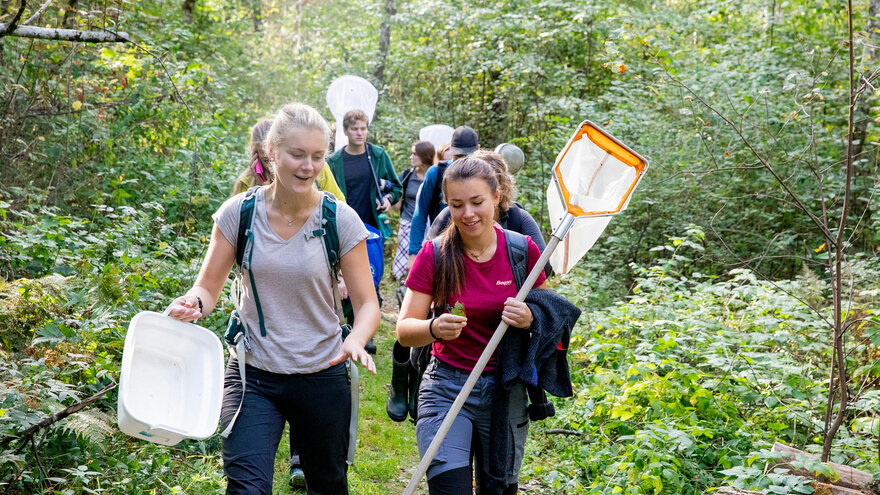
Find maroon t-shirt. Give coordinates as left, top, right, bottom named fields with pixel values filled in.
left=405, top=225, right=547, bottom=371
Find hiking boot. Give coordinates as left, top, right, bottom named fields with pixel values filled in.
left=289, top=466, right=306, bottom=490
left=365, top=337, right=377, bottom=355
left=386, top=342, right=410, bottom=422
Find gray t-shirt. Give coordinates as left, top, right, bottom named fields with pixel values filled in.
left=212, top=187, right=368, bottom=374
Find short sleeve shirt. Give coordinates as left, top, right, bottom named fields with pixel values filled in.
left=405, top=225, right=547, bottom=371
left=213, top=187, right=368, bottom=374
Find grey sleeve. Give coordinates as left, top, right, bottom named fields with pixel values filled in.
left=211, top=193, right=246, bottom=250
left=336, top=202, right=370, bottom=257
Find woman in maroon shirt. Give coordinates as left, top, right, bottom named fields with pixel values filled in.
left=397, top=154, right=547, bottom=495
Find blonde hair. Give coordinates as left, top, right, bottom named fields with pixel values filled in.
left=266, top=103, right=331, bottom=163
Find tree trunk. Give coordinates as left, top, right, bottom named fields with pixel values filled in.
left=822, top=0, right=857, bottom=463
left=373, top=0, right=395, bottom=89
left=182, top=0, right=196, bottom=23
left=61, top=0, right=77, bottom=28
left=251, top=0, right=261, bottom=32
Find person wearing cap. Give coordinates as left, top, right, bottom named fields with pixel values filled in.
left=406, top=125, right=480, bottom=271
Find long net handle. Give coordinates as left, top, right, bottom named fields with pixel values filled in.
left=402, top=214, right=575, bottom=495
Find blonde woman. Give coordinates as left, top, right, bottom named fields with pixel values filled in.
left=169, top=103, right=378, bottom=494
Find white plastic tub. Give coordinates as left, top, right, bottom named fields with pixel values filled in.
left=118, top=311, right=224, bottom=446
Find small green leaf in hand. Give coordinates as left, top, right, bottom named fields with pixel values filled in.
left=451, top=301, right=466, bottom=317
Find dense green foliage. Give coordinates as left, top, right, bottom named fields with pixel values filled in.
left=1, top=0, right=878, bottom=492
left=530, top=231, right=880, bottom=493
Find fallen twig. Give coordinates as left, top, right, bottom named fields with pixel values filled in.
left=0, top=382, right=117, bottom=447
left=544, top=428, right=587, bottom=437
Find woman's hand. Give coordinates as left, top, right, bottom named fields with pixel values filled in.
left=502, top=297, right=533, bottom=329
left=330, top=338, right=377, bottom=375
left=432, top=313, right=467, bottom=341
left=167, top=295, right=202, bottom=322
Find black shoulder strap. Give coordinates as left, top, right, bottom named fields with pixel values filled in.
left=428, top=161, right=450, bottom=223
left=318, top=192, right=341, bottom=276
left=400, top=167, right=414, bottom=194
left=504, top=230, right=529, bottom=292
left=235, top=186, right=260, bottom=268
left=363, top=142, right=384, bottom=196
left=235, top=186, right=266, bottom=337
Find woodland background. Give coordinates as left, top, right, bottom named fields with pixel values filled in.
left=1, top=0, right=879, bottom=493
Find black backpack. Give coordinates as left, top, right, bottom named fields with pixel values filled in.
left=408, top=230, right=530, bottom=417
left=224, top=187, right=343, bottom=345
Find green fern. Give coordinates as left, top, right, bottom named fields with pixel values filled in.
left=97, top=263, right=123, bottom=302
left=58, top=409, right=115, bottom=448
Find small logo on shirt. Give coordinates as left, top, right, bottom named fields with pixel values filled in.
left=496, top=280, right=512, bottom=286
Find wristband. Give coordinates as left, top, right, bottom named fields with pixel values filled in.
left=428, top=317, right=440, bottom=341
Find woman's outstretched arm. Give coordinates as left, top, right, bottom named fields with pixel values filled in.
left=167, top=224, right=235, bottom=321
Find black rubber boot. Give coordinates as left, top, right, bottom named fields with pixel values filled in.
left=365, top=337, right=377, bottom=355
left=386, top=341, right=410, bottom=422
left=408, top=356, right=420, bottom=421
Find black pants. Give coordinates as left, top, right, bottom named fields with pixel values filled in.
left=220, top=360, right=350, bottom=495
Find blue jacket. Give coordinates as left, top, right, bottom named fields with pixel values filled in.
left=407, top=162, right=447, bottom=255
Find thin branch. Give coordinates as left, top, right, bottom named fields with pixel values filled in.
left=660, top=68, right=837, bottom=245
left=545, top=429, right=587, bottom=437
left=30, top=436, right=48, bottom=483
left=22, top=0, right=52, bottom=25
left=707, top=206, right=834, bottom=327
left=684, top=165, right=765, bottom=175
left=0, top=382, right=116, bottom=446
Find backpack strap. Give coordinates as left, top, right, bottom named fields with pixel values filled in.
left=504, top=230, right=529, bottom=292
left=427, top=161, right=450, bottom=224
left=400, top=167, right=414, bottom=198
left=235, top=186, right=266, bottom=337
left=504, top=203, right=526, bottom=234
left=235, top=187, right=259, bottom=268
left=312, top=192, right=346, bottom=326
